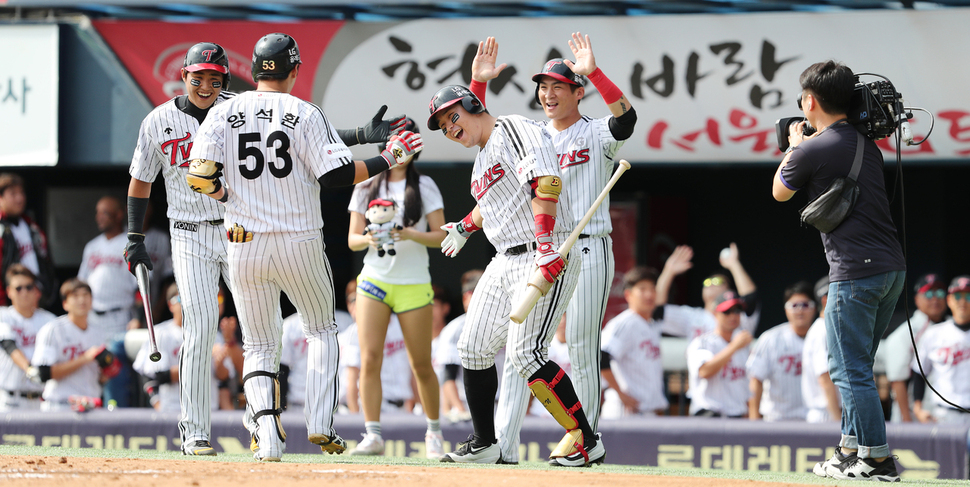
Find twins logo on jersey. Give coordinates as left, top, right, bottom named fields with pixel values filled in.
left=721, top=364, right=746, bottom=380
left=933, top=345, right=970, bottom=366
left=160, top=132, right=193, bottom=167
left=559, top=149, right=590, bottom=168
left=471, top=163, right=505, bottom=200
left=777, top=355, right=802, bottom=375
left=11, top=327, right=36, bottom=347
left=61, top=345, right=83, bottom=360
left=639, top=340, right=660, bottom=359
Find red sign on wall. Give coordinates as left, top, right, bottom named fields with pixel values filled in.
left=93, top=20, right=345, bottom=106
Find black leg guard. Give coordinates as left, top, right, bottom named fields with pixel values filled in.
left=243, top=370, right=287, bottom=445
left=528, top=361, right=594, bottom=447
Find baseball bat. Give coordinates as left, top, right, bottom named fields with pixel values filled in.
left=509, top=159, right=632, bottom=324
left=135, top=263, right=162, bottom=362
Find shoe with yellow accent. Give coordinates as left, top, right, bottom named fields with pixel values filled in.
left=548, top=431, right=605, bottom=467
left=309, top=432, right=347, bottom=454
left=182, top=440, right=217, bottom=456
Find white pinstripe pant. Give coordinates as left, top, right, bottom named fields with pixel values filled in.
left=228, top=230, right=339, bottom=444
left=458, top=250, right=581, bottom=377
left=172, top=221, right=229, bottom=446
left=497, top=235, right=612, bottom=461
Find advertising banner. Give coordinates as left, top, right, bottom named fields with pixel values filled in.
left=0, top=25, right=59, bottom=166
left=94, top=10, right=969, bottom=164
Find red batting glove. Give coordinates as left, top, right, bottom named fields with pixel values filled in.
left=534, top=214, right=566, bottom=282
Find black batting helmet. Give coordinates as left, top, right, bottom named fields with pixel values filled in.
left=427, top=85, right=485, bottom=131
left=251, top=33, right=301, bottom=82
left=531, top=58, right=585, bottom=104
left=183, top=42, right=230, bottom=86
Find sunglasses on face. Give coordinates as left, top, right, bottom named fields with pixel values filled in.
left=953, top=293, right=970, bottom=302
left=785, top=301, right=816, bottom=311
left=920, top=289, right=946, bottom=299
left=13, top=284, right=36, bottom=292
left=704, top=276, right=726, bottom=288
left=170, top=295, right=181, bottom=305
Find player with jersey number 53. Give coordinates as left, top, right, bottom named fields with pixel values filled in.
left=187, top=32, right=422, bottom=462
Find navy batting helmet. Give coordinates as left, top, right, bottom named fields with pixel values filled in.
left=183, top=42, right=230, bottom=86
left=427, top=85, right=485, bottom=131
left=531, top=58, right=585, bottom=105
left=251, top=33, right=301, bottom=82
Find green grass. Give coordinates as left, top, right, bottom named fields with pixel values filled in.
left=0, top=445, right=965, bottom=486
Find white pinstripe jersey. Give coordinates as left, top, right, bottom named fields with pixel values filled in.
left=129, top=93, right=235, bottom=222
left=0, top=306, right=56, bottom=393
left=31, top=316, right=107, bottom=403
left=190, top=91, right=353, bottom=233
left=913, top=319, right=970, bottom=410
left=543, top=115, right=624, bottom=237
left=687, top=330, right=750, bottom=416
left=78, top=232, right=138, bottom=312
left=473, top=115, right=574, bottom=251
left=745, top=323, right=806, bottom=421
left=601, top=309, right=668, bottom=412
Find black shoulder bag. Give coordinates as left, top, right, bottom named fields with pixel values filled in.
left=799, top=130, right=865, bottom=234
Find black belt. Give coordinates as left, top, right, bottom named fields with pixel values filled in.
left=386, top=399, right=404, bottom=408
left=6, top=390, right=42, bottom=399
left=93, top=307, right=125, bottom=315
left=579, top=234, right=590, bottom=239
left=505, top=242, right=537, bottom=256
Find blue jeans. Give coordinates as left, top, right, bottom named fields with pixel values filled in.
left=825, top=270, right=905, bottom=459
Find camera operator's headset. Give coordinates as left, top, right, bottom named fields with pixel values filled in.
left=855, top=74, right=969, bottom=415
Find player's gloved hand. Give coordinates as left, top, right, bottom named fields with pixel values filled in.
left=440, top=213, right=480, bottom=258
left=381, top=131, right=423, bottom=168
left=356, top=105, right=407, bottom=145
left=534, top=213, right=566, bottom=282
left=143, top=380, right=161, bottom=406
left=124, top=233, right=153, bottom=276
left=186, top=159, right=224, bottom=194
left=227, top=223, right=253, bottom=243
left=93, top=346, right=122, bottom=379
left=26, top=366, right=43, bottom=385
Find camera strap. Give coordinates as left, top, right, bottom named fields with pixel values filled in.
left=847, top=130, right=865, bottom=182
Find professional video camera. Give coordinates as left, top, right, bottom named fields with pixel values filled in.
left=775, top=73, right=921, bottom=152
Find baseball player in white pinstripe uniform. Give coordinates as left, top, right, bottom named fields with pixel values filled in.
left=0, top=265, right=56, bottom=411
left=186, top=33, right=421, bottom=462
left=468, top=33, right=637, bottom=463
left=125, top=41, right=407, bottom=456
left=429, top=83, right=604, bottom=467
left=746, top=281, right=815, bottom=421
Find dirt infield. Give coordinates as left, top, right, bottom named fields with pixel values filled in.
left=0, top=455, right=826, bottom=487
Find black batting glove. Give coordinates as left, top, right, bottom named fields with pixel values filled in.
left=124, top=233, right=153, bottom=276
left=357, top=105, right=407, bottom=145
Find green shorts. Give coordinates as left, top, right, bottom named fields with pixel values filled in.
left=356, top=275, right=433, bottom=313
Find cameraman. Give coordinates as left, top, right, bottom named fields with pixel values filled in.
left=771, top=60, right=905, bottom=482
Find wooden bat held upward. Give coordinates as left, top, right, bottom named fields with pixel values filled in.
left=135, top=263, right=161, bottom=362
left=509, top=159, right=632, bottom=324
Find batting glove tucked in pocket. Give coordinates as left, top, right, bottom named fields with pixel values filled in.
left=227, top=223, right=253, bottom=243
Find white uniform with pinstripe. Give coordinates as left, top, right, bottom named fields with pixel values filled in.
left=745, top=323, right=806, bottom=421
left=0, top=306, right=56, bottom=411
left=129, top=92, right=234, bottom=450
left=458, top=114, right=580, bottom=388
left=497, top=115, right=620, bottom=462
left=191, top=91, right=347, bottom=458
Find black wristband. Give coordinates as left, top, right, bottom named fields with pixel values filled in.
left=38, top=365, right=52, bottom=382
left=218, top=190, right=229, bottom=203
left=156, top=369, right=173, bottom=385
left=127, top=196, right=150, bottom=234
left=363, top=153, right=391, bottom=178
left=336, top=128, right=360, bottom=146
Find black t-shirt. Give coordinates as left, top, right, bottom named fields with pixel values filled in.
left=780, top=121, right=905, bottom=281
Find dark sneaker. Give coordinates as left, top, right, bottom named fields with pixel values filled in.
left=182, top=440, right=217, bottom=456
left=826, top=455, right=900, bottom=482
left=814, top=446, right=856, bottom=477
left=440, top=435, right=501, bottom=464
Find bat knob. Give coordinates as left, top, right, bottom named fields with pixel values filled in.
left=150, top=352, right=162, bottom=362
